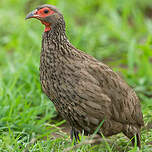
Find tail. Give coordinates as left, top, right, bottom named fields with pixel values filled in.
left=132, top=133, right=141, bottom=149
left=123, top=125, right=141, bottom=149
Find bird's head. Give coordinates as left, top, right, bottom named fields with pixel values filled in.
left=25, top=4, right=63, bottom=32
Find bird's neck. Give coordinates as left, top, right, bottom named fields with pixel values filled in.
left=42, top=19, right=74, bottom=57
left=41, top=19, right=83, bottom=62
left=45, top=18, right=67, bottom=42
left=44, top=22, right=69, bottom=45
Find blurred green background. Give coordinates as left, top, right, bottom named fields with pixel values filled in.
left=0, top=0, right=152, bottom=151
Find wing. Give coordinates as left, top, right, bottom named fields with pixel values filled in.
left=85, top=61, right=144, bottom=127
left=72, top=68, right=112, bottom=133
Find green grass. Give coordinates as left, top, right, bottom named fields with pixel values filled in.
left=0, top=0, right=152, bottom=151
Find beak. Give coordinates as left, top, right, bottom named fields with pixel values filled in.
left=25, top=9, right=38, bottom=20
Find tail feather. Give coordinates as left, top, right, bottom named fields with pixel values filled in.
left=123, top=125, right=141, bottom=149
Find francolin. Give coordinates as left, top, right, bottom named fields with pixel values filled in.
left=26, top=4, right=144, bottom=148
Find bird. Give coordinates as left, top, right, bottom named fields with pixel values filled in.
left=26, top=4, right=144, bottom=148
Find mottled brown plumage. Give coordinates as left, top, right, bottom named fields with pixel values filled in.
left=26, top=4, right=144, bottom=148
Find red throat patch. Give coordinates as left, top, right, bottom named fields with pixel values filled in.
left=41, top=21, right=51, bottom=32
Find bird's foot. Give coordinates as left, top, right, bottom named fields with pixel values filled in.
left=70, top=128, right=80, bottom=145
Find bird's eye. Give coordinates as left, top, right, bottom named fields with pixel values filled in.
left=44, top=9, right=49, bottom=14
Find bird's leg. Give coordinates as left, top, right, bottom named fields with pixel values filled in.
left=70, top=127, right=80, bottom=144
left=97, top=132, right=102, bottom=137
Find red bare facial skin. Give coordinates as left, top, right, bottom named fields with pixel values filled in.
left=35, top=7, right=55, bottom=32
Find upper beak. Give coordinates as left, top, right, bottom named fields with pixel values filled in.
left=25, top=9, right=38, bottom=20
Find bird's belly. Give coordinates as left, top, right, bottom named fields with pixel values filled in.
left=40, top=76, right=123, bottom=136
left=40, top=67, right=123, bottom=136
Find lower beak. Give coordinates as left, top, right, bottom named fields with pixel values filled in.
left=25, top=9, right=38, bottom=20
